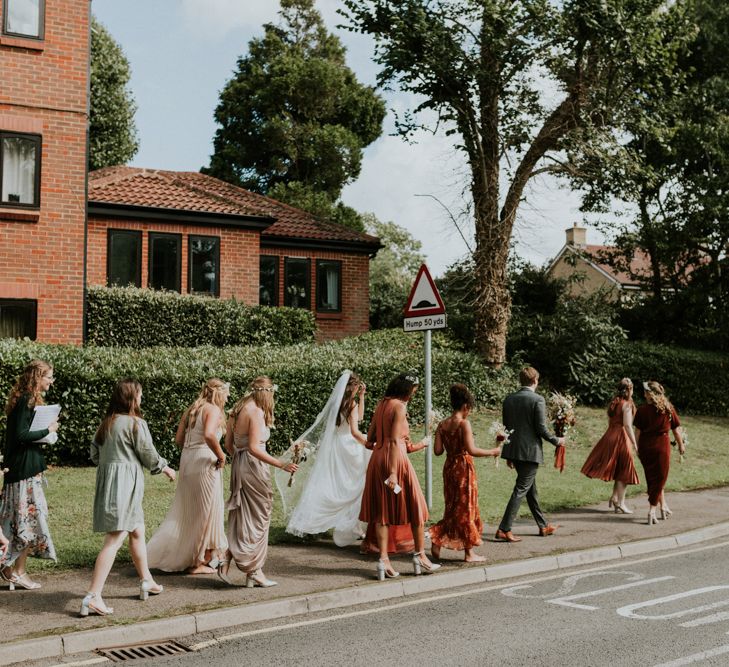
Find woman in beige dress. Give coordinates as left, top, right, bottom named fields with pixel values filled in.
left=217, top=376, right=297, bottom=588
left=147, top=379, right=230, bottom=574
left=81, top=379, right=176, bottom=617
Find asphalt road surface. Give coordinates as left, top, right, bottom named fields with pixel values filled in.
left=55, top=537, right=729, bottom=667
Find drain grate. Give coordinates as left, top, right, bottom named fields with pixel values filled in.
left=97, top=640, right=191, bottom=662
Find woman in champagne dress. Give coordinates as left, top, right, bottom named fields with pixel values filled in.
left=217, top=377, right=297, bottom=588
left=359, top=373, right=440, bottom=580
left=581, top=378, right=640, bottom=514
left=147, top=379, right=230, bottom=574
left=634, top=381, right=685, bottom=525
left=429, top=384, right=500, bottom=563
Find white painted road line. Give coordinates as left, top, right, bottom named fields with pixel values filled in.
left=653, top=643, right=729, bottom=667
left=548, top=576, right=675, bottom=610
left=617, top=586, right=729, bottom=620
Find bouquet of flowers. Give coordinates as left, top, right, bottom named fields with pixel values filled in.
left=671, top=426, right=688, bottom=463
left=286, top=438, right=312, bottom=487
left=488, top=421, right=513, bottom=468
left=547, top=392, right=577, bottom=473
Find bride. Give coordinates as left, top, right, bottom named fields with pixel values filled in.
left=276, top=371, right=370, bottom=546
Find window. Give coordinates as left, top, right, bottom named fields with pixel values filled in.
left=2, top=0, right=44, bottom=39
left=0, top=133, right=41, bottom=207
left=107, top=229, right=142, bottom=287
left=189, top=235, right=220, bottom=296
left=259, top=256, right=279, bottom=306
left=316, top=260, right=341, bottom=313
left=284, top=258, right=310, bottom=309
left=0, top=299, right=36, bottom=339
left=148, top=233, right=181, bottom=292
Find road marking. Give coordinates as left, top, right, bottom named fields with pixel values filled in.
left=681, top=611, right=729, bottom=627
left=548, top=576, right=675, bottom=610
left=46, top=658, right=109, bottom=667
left=653, top=643, right=729, bottom=666
left=617, top=586, right=729, bottom=620
left=504, top=570, right=653, bottom=599
left=189, top=639, right=220, bottom=651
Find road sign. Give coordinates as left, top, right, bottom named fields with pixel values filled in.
left=403, top=264, right=446, bottom=319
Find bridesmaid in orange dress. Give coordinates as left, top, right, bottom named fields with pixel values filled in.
left=634, top=381, right=685, bottom=525
left=581, top=378, right=640, bottom=514
left=429, top=384, right=500, bottom=563
left=359, top=373, right=440, bottom=580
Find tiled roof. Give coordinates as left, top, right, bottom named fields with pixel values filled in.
left=582, top=244, right=652, bottom=286
left=88, top=167, right=381, bottom=248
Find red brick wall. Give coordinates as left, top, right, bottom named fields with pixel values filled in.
left=0, top=0, right=89, bottom=344
left=87, top=217, right=260, bottom=303
left=260, top=247, right=371, bottom=340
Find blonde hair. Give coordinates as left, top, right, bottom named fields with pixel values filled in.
left=608, top=378, right=634, bottom=416
left=643, top=381, right=672, bottom=415
left=230, top=376, right=276, bottom=427
left=5, top=360, right=52, bottom=415
left=183, top=378, right=229, bottom=442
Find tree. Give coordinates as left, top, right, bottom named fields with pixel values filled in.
left=342, top=0, right=689, bottom=365
left=364, top=213, right=425, bottom=329
left=89, top=16, right=139, bottom=171
left=204, top=0, right=385, bottom=229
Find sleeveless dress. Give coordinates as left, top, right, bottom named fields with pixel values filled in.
left=287, top=415, right=369, bottom=546
left=428, top=420, right=483, bottom=551
left=147, top=413, right=227, bottom=572
left=581, top=399, right=640, bottom=485
left=227, top=426, right=273, bottom=573
left=359, top=398, right=428, bottom=527
left=634, top=404, right=680, bottom=505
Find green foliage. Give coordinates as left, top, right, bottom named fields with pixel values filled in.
left=0, top=330, right=516, bottom=467
left=86, top=285, right=316, bottom=348
left=89, top=15, right=139, bottom=171
left=204, top=0, right=385, bottom=218
left=364, top=213, right=425, bottom=329
left=435, top=257, right=476, bottom=349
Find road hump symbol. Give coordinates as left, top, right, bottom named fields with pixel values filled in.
left=403, top=264, right=446, bottom=318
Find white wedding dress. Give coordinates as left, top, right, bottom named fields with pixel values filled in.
left=275, top=371, right=370, bottom=547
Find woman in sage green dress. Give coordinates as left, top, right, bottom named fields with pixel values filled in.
left=80, top=379, right=176, bottom=617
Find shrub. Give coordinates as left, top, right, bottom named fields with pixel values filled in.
left=86, top=285, right=317, bottom=348
left=0, top=330, right=516, bottom=466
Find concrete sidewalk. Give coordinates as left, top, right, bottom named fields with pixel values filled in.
left=2, top=486, right=729, bottom=665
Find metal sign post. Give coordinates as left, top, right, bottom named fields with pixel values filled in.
left=402, top=264, right=446, bottom=511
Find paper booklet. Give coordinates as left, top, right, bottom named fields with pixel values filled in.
left=31, top=404, right=61, bottom=445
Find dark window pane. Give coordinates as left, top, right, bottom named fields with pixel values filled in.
left=4, top=0, right=42, bottom=37
left=190, top=237, right=219, bottom=295
left=1, top=135, right=38, bottom=205
left=259, top=256, right=278, bottom=306
left=317, top=261, right=341, bottom=312
left=0, top=300, right=36, bottom=339
left=149, top=234, right=180, bottom=291
left=284, top=258, right=310, bottom=309
left=108, top=231, right=141, bottom=287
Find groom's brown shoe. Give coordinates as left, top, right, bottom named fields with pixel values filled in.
left=494, top=529, right=522, bottom=543
left=539, top=524, right=559, bottom=537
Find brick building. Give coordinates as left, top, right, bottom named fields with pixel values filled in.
left=0, top=0, right=90, bottom=343
left=88, top=167, right=381, bottom=341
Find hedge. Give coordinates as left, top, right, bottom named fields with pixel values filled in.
left=86, top=285, right=317, bottom=348
left=0, top=330, right=516, bottom=466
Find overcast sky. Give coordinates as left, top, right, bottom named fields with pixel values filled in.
left=91, top=0, right=605, bottom=276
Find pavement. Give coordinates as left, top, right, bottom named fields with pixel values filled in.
left=2, top=486, right=729, bottom=666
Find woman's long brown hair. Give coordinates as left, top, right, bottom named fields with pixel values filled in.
left=337, top=373, right=361, bottom=427
left=95, top=379, right=143, bottom=445
left=5, top=359, right=52, bottom=415
left=229, top=376, right=275, bottom=427
left=181, top=378, right=229, bottom=444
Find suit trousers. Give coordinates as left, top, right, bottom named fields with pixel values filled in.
left=498, top=460, right=547, bottom=532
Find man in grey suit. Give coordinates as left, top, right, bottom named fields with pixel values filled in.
left=495, top=367, right=564, bottom=542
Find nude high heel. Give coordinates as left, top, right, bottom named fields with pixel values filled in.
left=412, top=552, right=441, bottom=575
left=614, top=502, right=633, bottom=515
left=376, top=558, right=399, bottom=581
left=80, top=592, right=113, bottom=617
left=1, top=568, right=19, bottom=591
left=245, top=570, right=277, bottom=588
left=648, top=508, right=658, bottom=525
left=140, top=579, right=163, bottom=601
left=660, top=506, right=672, bottom=520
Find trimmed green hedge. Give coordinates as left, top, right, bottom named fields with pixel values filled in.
left=86, top=285, right=317, bottom=348
left=0, top=330, right=515, bottom=466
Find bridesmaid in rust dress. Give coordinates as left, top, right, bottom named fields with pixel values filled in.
left=359, top=373, right=440, bottom=580
left=429, top=384, right=500, bottom=563
left=581, top=378, right=640, bottom=514
left=633, top=381, right=685, bottom=525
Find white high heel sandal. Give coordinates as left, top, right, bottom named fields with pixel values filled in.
left=139, top=579, right=163, bottom=601
left=80, top=592, right=113, bottom=617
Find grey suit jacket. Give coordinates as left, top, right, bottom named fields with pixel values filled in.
left=500, top=387, right=559, bottom=464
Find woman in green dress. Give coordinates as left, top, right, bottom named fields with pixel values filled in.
left=1, top=360, right=59, bottom=591
left=80, top=379, right=176, bottom=617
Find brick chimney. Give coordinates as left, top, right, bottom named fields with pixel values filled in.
left=565, top=223, right=587, bottom=248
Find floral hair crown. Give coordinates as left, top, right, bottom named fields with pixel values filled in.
left=405, top=374, right=419, bottom=385
left=251, top=384, right=278, bottom=393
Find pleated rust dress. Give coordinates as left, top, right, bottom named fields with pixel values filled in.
left=581, top=399, right=640, bottom=485
left=634, top=404, right=680, bottom=505
left=359, top=398, right=428, bottom=527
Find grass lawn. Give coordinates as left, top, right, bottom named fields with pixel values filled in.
left=33, top=406, right=729, bottom=572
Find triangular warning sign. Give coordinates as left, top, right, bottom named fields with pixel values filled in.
left=403, top=264, right=446, bottom=317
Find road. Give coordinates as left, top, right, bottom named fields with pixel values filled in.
left=49, top=537, right=729, bottom=667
